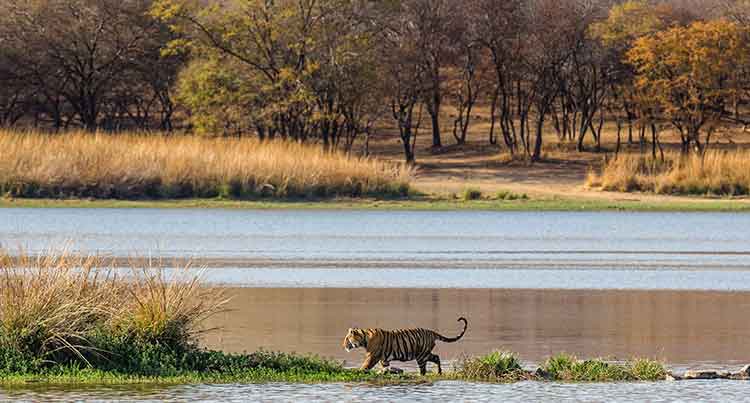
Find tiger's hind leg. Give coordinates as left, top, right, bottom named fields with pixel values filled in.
left=417, top=361, right=427, bottom=376
left=428, top=354, right=442, bottom=375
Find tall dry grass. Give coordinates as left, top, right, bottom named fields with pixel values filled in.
left=586, top=151, right=750, bottom=196
left=0, top=250, right=227, bottom=368
left=0, top=130, right=411, bottom=199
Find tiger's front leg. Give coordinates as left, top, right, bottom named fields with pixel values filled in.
left=360, top=353, right=378, bottom=371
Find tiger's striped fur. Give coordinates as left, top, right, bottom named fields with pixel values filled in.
left=343, top=317, right=468, bottom=375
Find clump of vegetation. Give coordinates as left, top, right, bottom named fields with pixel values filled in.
left=495, top=190, right=529, bottom=201
left=461, top=188, right=483, bottom=201
left=539, top=353, right=666, bottom=382
left=629, top=358, right=668, bottom=381
left=454, top=351, right=528, bottom=382
left=587, top=151, right=750, bottom=196
left=0, top=131, right=411, bottom=200
left=0, top=251, right=227, bottom=374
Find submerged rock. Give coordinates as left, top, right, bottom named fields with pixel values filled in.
left=730, top=364, right=750, bottom=380
left=682, top=370, right=730, bottom=380
left=665, top=372, right=682, bottom=381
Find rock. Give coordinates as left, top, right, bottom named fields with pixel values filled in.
left=730, top=364, right=750, bottom=380
left=682, top=370, right=730, bottom=380
left=739, top=364, right=750, bottom=376
left=665, top=372, right=681, bottom=381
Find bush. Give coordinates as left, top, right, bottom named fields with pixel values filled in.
left=540, top=353, right=666, bottom=382
left=455, top=351, right=525, bottom=381
left=461, top=188, right=483, bottom=201
left=495, top=190, right=529, bottom=201
left=629, top=358, right=668, bottom=381
left=0, top=250, right=227, bottom=374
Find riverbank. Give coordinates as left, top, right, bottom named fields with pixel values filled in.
left=5, top=350, right=750, bottom=387
left=2, top=194, right=750, bottom=212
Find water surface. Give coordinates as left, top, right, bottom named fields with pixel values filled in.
left=3, top=380, right=749, bottom=402
left=204, top=288, right=750, bottom=370
left=3, top=209, right=750, bottom=270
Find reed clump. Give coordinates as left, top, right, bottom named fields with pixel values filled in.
left=0, top=250, right=228, bottom=375
left=587, top=151, right=750, bottom=196
left=0, top=130, right=412, bottom=200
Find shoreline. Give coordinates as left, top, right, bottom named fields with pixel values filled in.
left=1, top=355, right=748, bottom=387
left=2, top=195, right=750, bottom=212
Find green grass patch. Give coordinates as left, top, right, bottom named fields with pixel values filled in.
left=454, top=351, right=529, bottom=382
left=539, top=353, right=666, bottom=382
left=495, top=190, right=529, bottom=201
left=0, top=354, right=416, bottom=386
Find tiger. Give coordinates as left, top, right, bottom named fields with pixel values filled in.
left=342, top=317, right=468, bottom=375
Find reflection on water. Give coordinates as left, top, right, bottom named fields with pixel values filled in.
left=204, top=288, right=750, bottom=369
left=4, top=380, right=750, bottom=402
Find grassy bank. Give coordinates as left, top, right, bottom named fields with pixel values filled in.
left=587, top=151, right=750, bottom=196
left=0, top=131, right=411, bottom=200
left=2, top=195, right=750, bottom=212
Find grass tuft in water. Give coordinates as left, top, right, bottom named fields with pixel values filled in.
left=454, top=351, right=528, bottom=382
left=539, top=353, right=666, bottom=382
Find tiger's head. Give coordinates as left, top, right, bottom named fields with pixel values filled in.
left=343, top=328, right=368, bottom=352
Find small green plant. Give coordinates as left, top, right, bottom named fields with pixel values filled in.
left=496, top=190, right=529, bottom=201
left=629, top=358, right=667, bottom=381
left=461, top=188, right=483, bottom=201
left=455, top=351, right=524, bottom=381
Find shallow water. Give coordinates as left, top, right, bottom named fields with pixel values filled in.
left=3, top=380, right=750, bottom=402
left=204, top=288, right=750, bottom=370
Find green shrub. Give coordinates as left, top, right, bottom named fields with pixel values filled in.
left=456, top=351, right=524, bottom=381
left=496, top=190, right=529, bottom=201
left=629, top=358, right=667, bottom=381
left=540, top=353, right=666, bottom=382
left=461, top=188, right=483, bottom=201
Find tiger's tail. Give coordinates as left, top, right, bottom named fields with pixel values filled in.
left=436, top=317, right=468, bottom=343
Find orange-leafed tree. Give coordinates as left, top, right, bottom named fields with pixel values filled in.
left=627, top=20, right=750, bottom=154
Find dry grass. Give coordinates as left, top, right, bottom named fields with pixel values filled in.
left=0, top=130, right=412, bottom=200
left=587, top=151, right=750, bottom=196
left=120, top=264, right=227, bottom=346
left=0, top=252, right=121, bottom=364
left=0, top=250, right=227, bottom=366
